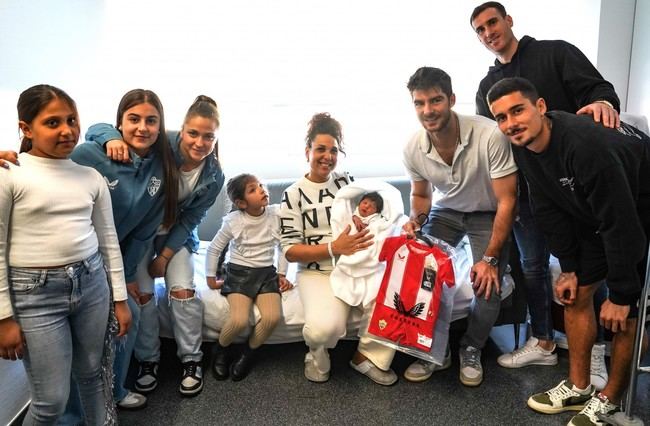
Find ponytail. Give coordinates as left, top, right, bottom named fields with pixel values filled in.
left=184, top=95, right=220, bottom=162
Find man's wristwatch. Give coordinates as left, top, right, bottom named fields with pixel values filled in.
left=482, top=255, right=499, bottom=267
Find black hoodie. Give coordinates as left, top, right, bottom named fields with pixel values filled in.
left=476, top=35, right=620, bottom=119
left=514, top=112, right=650, bottom=305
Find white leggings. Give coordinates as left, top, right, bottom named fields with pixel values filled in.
left=297, top=270, right=395, bottom=373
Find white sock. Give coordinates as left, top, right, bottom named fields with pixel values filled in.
left=572, top=383, right=592, bottom=394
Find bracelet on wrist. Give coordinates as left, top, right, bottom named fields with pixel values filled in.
left=327, top=241, right=336, bottom=265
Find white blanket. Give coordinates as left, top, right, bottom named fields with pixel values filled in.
left=329, top=179, right=408, bottom=306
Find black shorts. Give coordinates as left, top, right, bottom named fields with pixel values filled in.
left=221, top=263, right=280, bottom=299
left=574, top=228, right=646, bottom=318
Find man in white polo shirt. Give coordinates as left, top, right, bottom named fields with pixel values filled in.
left=401, top=67, right=518, bottom=387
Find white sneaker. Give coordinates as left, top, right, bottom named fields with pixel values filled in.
left=590, top=344, right=608, bottom=391
left=304, top=353, right=329, bottom=383
left=116, top=391, right=147, bottom=410
left=567, top=392, right=619, bottom=425
left=135, top=361, right=159, bottom=393
left=527, top=379, right=593, bottom=414
left=459, top=346, right=483, bottom=387
left=180, top=361, right=203, bottom=397
left=404, top=352, right=452, bottom=382
left=497, top=337, right=558, bottom=368
left=349, top=359, right=398, bottom=386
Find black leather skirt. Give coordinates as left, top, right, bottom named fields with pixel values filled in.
left=221, top=263, right=280, bottom=298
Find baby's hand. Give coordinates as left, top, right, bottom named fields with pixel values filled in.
left=352, top=215, right=367, bottom=233
left=278, top=274, right=294, bottom=292
left=207, top=276, right=224, bottom=290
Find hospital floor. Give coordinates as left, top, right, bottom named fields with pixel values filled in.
left=118, top=325, right=650, bottom=426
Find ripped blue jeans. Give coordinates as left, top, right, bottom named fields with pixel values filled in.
left=133, top=238, right=203, bottom=364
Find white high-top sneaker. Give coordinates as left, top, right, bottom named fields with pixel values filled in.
left=590, top=343, right=608, bottom=391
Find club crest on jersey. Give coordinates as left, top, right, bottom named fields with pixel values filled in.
left=378, top=319, right=387, bottom=330
left=148, top=176, right=161, bottom=196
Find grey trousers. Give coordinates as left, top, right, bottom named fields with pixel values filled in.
left=425, top=208, right=510, bottom=350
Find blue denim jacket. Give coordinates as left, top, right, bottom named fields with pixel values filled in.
left=164, top=130, right=225, bottom=253
left=72, top=126, right=166, bottom=282
left=82, top=124, right=225, bottom=256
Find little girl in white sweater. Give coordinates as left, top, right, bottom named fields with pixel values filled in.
left=205, top=173, right=292, bottom=381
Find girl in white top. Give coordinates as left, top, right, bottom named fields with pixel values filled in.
left=205, top=174, right=292, bottom=381
left=0, top=85, right=130, bottom=424
left=279, top=113, right=397, bottom=385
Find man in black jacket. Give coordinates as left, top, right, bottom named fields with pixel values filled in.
left=471, top=1, right=619, bottom=126
left=487, top=77, right=648, bottom=426
left=470, top=1, right=620, bottom=381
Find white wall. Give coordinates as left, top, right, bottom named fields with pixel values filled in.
left=597, top=0, right=650, bottom=118
left=0, top=0, right=604, bottom=178
left=627, top=0, right=650, bottom=117
left=597, top=0, right=635, bottom=108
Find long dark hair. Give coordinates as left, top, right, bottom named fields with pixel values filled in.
left=183, top=94, right=220, bottom=163
left=17, top=84, right=78, bottom=153
left=116, top=89, right=178, bottom=228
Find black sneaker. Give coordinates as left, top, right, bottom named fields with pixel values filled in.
left=180, top=361, right=203, bottom=397
left=135, top=361, right=159, bottom=393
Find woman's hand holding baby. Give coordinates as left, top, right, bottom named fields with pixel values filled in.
left=332, top=224, right=374, bottom=256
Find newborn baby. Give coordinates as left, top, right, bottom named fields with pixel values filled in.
left=352, top=191, right=384, bottom=232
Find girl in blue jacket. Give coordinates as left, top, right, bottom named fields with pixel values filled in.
left=91, top=96, right=225, bottom=398
left=70, top=89, right=179, bottom=411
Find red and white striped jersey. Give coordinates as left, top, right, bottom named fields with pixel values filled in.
left=369, top=235, right=455, bottom=351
